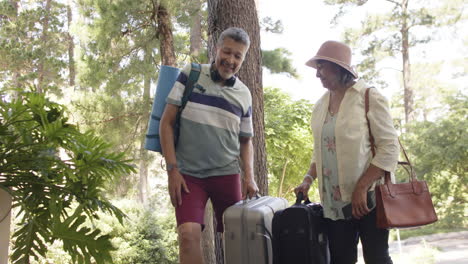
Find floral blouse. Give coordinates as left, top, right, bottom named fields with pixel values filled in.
left=321, top=110, right=349, bottom=220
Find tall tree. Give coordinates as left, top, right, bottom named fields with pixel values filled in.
left=208, top=0, right=267, bottom=194
left=207, top=0, right=265, bottom=262
left=170, top=0, right=209, bottom=62
left=75, top=0, right=185, bottom=203
left=189, top=0, right=203, bottom=58
left=157, top=3, right=177, bottom=66
left=325, top=0, right=464, bottom=123
left=67, top=0, right=75, bottom=87
left=36, top=0, right=52, bottom=93
left=0, top=0, right=70, bottom=96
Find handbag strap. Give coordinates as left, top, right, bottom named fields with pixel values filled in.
left=364, top=88, right=417, bottom=187
left=364, top=88, right=376, bottom=157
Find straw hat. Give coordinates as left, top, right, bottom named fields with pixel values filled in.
left=305, top=40, right=358, bottom=78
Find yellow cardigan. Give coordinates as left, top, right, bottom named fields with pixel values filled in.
left=310, top=80, right=399, bottom=202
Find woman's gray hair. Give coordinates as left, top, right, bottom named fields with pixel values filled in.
left=317, top=59, right=357, bottom=85
left=217, top=27, right=250, bottom=48
left=339, top=67, right=356, bottom=85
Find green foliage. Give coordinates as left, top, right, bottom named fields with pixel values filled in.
left=0, top=92, right=136, bottom=263
left=0, top=0, right=70, bottom=95
left=28, top=199, right=178, bottom=264
left=400, top=93, right=467, bottom=228
left=325, top=0, right=464, bottom=86
left=260, top=17, right=284, bottom=33
left=74, top=0, right=201, bottom=152
left=75, top=0, right=166, bottom=198
left=264, top=87, right=318, bottom=202
left=389, top=61, right=460, bottom=127
left=172, top=0, right=208, bottom=33
left=262, top=48, right=298, bottom=78
left=98, top=200, right=178, bottom=264
left=77, top=0, right=160, bottom=88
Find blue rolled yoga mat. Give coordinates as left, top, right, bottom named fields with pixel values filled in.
left=145, top=65, right=181, bottom=152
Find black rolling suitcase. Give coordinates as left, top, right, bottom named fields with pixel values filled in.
left=272, top=192, right=330, bottom=264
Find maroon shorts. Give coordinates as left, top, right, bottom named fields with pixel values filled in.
left=175, top=173, right=241, bottom=233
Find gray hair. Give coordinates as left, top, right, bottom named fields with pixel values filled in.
left=316, top=59, right=356, bottom=85
left=339, top=67, right=356, bottom=85
left=217, top=27, right=250, bottom=48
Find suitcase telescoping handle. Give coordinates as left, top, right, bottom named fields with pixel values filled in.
left=295, top=192, right=312, bottom=205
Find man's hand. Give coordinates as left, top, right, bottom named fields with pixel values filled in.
left=167, top=169, right=190, bottom=207
left=242, top=177, right=259, bottom=199
left=239, top=136, right=257, bottom=199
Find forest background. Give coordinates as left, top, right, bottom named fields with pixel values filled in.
left=0, top=0, right=466, bottom=263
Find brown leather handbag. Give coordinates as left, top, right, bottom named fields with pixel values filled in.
left=365, top=88, right=438, bottom=229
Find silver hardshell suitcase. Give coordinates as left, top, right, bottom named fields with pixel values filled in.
left=223, top=196, right=289, bottom=264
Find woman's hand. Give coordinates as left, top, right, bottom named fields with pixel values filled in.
left=351, top=184, right=370, bottom=219
left=351, top=165, right=385, bottom=219
left=294, top=178, right=313, bottom=201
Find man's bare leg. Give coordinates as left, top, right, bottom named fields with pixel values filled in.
left=178, top=222, right=203, bottom=264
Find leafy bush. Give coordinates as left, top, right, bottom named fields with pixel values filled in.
left=264, top=87, right=317, bottom=201
left=401, top=93, right=467, bottom=229
left=27, top=199, right=179, bottom=264
left=0, top=92, right=136, bottom=263
left=95, top=200, right=178, bottom=264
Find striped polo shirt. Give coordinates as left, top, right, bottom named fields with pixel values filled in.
left=166, top=63, right=253, bottom=178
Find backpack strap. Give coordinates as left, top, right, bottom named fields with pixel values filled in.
left=174, top=63, right=201, bottom=146
left=179, top=63, right=201, bottom=112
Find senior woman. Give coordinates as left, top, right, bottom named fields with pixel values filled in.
left=294, top=40, right=399, bottom=264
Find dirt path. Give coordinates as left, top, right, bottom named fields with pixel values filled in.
left=358, top=230, right=468, bottom=264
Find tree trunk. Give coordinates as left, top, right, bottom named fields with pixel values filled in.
left=138, top=145, right=149, bottom=205
left=201, top=200, right=216, bottom=263
left=190, top=0, right=203, bottom=57
left=146, top=1, right=176, bottom=204
left=138, top=69, right=151, bottom=205
left=207, top=0, right=267, bottom=194
left=207, top=0, right=266, bottom=262
left=67, top=1, right=75, bottom=87
left=37, top=0, right=52, bottom=94
left=10, top=0, right=20, bottom=97
left=137, top=47, right=154, bottom=205
left=214, top=225, right=225, bottom=264
left=278, top=159, right=289, bottom=197
left=401, top=0, right=413, bottom=123
left=157, top=4, right=176, bottom=66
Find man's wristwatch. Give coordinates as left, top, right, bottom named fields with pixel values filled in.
left=166, top=163, right=177, bottom=172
